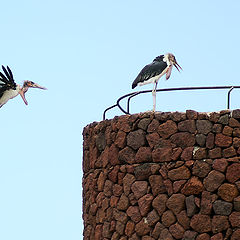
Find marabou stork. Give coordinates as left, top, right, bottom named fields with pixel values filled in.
left=0, top=65, right=47, bottom=108
left=132, top=53, right=182, bottom=112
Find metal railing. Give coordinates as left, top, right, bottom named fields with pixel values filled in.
left=103, top=86, right=240, bottom=120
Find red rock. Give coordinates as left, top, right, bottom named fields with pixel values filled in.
left=229, top=118, right=240, bottom=127
left=234, top=196, right=240, bottom=211
left=178, top=120, right=196, bottom=133
left=186, top=195, right=198, bottom=217
left=151, top=222, right=165, bottom=239
left=186, top=109, right=198, bottom=119
left=233, top=128, right=240, bottom=137
left=152, top=147, right=172, bottom=162
left=208, top=147, right=222, bottom=159
left=115, top=130, right=127, bottom=149
left=218, top=183, right=239, bottom=202
left=119, top=146, right=136, bottom=164
left=181, top=176, right=204, bottom=195
left=138, top=118, right=151, bottom=131
left=118, top=172, right=125, bottom=185
left=169, top=222, right=185, bottom=239
left=138, top=194, right=154, bottom=216
left=131, top=181, right=148, bottom=199
left=196, top=120, right=213, bottom=134
left=146, top=132, right=160, bottom=148
left=233, top=137, right=240, bottom=148
left=146, top=209, right=160, bottom=226
left=159, top=228, right=174, bottom=240
left=97, top=172, right=106, bottom=191
left=166, top=193, right=185, bottom=214
left=135, top=147, right=152, bottom=163
left=226, top=163, right=240, bottom=183
left=113, top=208, right=128, bottom=224
left=164, top=179, right=173, bottom=195
left=127, top=129, right=146, bottom=150
left=196, top=233, right=210, bottom=240
left=209, top=112, right=220, bottom=122
left=103, top=180, right=113, bottom=197
left=134, top=163, right=152, bottom=180
left=173, top=180, right=187, bottom=193
left=108, top=144, right=120, bottom=165
left=193, top=147, right=207, bottom=159
left=229, top=211, right=240, bottom=227
left=110, top=196, right=119, bottom=207
left=147, top=119, right=159, bottom=132
left=123, top=173, right=135, bottom=195
left=192, top=160, right=211, bottom=177
left=102, top=221, right=111, bottom=238
left=108, top=166, right=120, bottom=183
left=116, top=221, right=125, bottom=235
left=125, top=221, right=135, bottom=237
left=171, top=147, right=182, bottom=161
left=158, top=120, right=178, bottom=139
left=212, top=215, right=229, bottom=233
left=211, top=233, right=223, bottom=240
left=231, top=228, right=240, bottom=240
left=190, top=214, right=211, bottom=233
left=152, top=194, right=168, bottom=216
left=161, top=210, right=176, bottom=227
left=170, top=111, right=186, bottom=121
left=170, top=132, right=195, bottom=148
left=181, top=147, right=193, bottom=160
left=113, top=184, right=123, bottom=197
left=200, top=191, right=212, bottom=215
left=223, top=146, right=236, bottom=157
left=135, top=219, right=151, bottom=236
left=126, top=206, right=141, bottom=223
left=215, top=133, right=232, bottom=147
left=203, top=170, right=225, bottom=192
left=196, top=134, right=206, bottom=147
left=212, top=158, right=228, bottom=172
left=117, top=194, right=129, bottom=211
left=149, top=175, right=166, bottom=195
left=183, top=230, right=198, bottom=239
left=168, top=165, right=191, bottom=180
left=206, top=132, right=215, bottom=149
left=223, top=125, right=233, bottom=135
left=94, top=224, right=102, bottom=240
left=176, top=210, right=190, bottom=230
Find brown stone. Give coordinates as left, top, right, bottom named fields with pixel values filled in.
left=212, top=215, right=229, bottom=233
left=97, top=172, right=106, bottom=191
left=196, top=120, right=213, bottom=134
left=196, top=134, right=206, bottom=147
left=178, top=120, right=196, bottom=133
left=126, top=206, right=141, bottom=223
left=218, top=114, right=229, bottom=124
left=232, top=109, right=240, bottom=118
left=127, top=129, right=146, bottom=150
left=135, top=147, right=152, bottom=163
left=110, top=196, right=119, bottom=207
left=233, top=127, right=240, bottom=137
left=181, top=147, right=193, bottom=160
left=181, top=176, right=204, bottom=195
left=226, top=163, right=240, bottom=183
left=211, top=233, right=223, bottom=240
left=108, top=144, right=120, bottom=165
left=173, top=180, right=187, bottom=193
left=200, top=191, right=212, bottom=214
left=113, top=184, right=123, bottom=197
left=176, top=210, right=190, bottom=230
left=134, top=163, right=152, bottom=180
left=117, top=194, right=129, bottom=211
left=190, top=214, right=211, bottom=233
left=196, top=233, right=210, bottom=240
left=186, top=109, right=198, bottom=119
left=213, top=200, right=232, bottom=215
left=113, top=208, right=128, bottom=224
left=102, top=221, right=111, bottom=238
left=138, top=194, right=154, bottom=216
left=193, top=147, right=207, bottom=159
left=212, top=158, right=228, bottom=172
left=146, top=132, right=160, bottom=148
left=170, top=132, right=195, bottom=148
left=209, top=112, right=220, bottom=122
left=206, top=132, right=215, bottom=149
left=123, top=173, right=135, bottom=195
left=158, top=120, right=178, bottom=139
left=234, top=196, right=240, bottom=211
left=162, top=210, right=176, bottom=227
left=159, top=228, right=174, bottom=240
left=138, top=118, right=151, bottom=131
left=203, top=170, right=225, bottom=192
left=215, top=133, right=232, bottom=147
left=119, top=146, right=135, bottom=164
left=218, top=183, right=239, bottom=202
left=125, top=221, right=135, bottom=237
left=94, top=224, right=102, bottom=240
left=186, top=195, right=198, bottom=217
left=168, top=165, right=191, bottom=180
left=108, top=166, right=120, bottom=183
left=222, top=125, right=233, bottom=135
left=116, top=220, right=125, bottom=235
left=149, top=175, right=166, bottom=195
left=115, top=131, right=127, bottom=148
left=229, top=211, right=240, bottom=227
left=166, top=193, right=185, bottom=214
left=208, top=147, right=222, bottom=159
left=164, top=179, right=173, bottom=196
left=170, top=111, right=186, bottom=121
left=223, top=146, right=236, bottom=157
left=192, top=160, right=211, bottom=178
left=146, top=209, right=160, bottom=226
left=169, top=222, right=185, bottom=239
left=151, top=222, right=165, bottom=239
left=152, top=194, right=168, bottom=216
left=135, top=219, right=151, bottom=236
left=233, top=137, right=240, bottom=148
left=103, top=180, right=113, bottom=197
left=231, top=229, right=240, bottom=240
left=229, top=118, right=240, bottom=127
left=131, top=181, right=148, bottom=199
left=147, top=119, right=159, bottom=132
left=152, top=147, right=172, bottom=162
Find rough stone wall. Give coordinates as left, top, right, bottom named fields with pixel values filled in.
left=82, top=110, right=240, bottom=240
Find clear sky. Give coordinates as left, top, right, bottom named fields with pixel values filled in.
left=0, top=1, right=240, bottom=239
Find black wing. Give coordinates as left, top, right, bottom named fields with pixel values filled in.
left=132, top=61, right=167, bottom=89
left=0, top=65, right=17, bottom=98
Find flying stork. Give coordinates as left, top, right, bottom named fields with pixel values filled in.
left=132, top=53, right=182, bottom=112
left=0, top=65, right=47, bottom=108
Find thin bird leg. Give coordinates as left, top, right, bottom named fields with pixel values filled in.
left=152, top=82, right=158, bottom=112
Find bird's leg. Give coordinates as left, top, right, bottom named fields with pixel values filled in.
left=152, top=82, right=158, bottom=112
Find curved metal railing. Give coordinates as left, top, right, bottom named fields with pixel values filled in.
left=103, top=86, right=240, bottom=120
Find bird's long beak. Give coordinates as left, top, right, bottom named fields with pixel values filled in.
left=31, top=83, right=47, bottom=90
left=19, top=90, right=28, bottom=105
left=174, top=62, right=182, bottom=72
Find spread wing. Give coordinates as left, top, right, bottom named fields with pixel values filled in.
left=0, top=66, right=17, bottom=98
left=132, top=61, right=167, bottom=89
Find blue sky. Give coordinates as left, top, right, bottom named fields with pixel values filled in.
left=0, top=1, right=240, bottom=239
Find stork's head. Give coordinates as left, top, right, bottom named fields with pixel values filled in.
left=166, top=53, right=182, bottom=72
left=19, top=81, right=47, bottom=105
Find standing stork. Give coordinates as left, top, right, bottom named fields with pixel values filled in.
left=0, top=65, right=47, bottom=108
left=132, top=53, right=182, bottom=112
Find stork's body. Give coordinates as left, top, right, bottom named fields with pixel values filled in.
left=132, top=53, right=182, bottom=111
left=0, top=65, right=47, bottom=108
